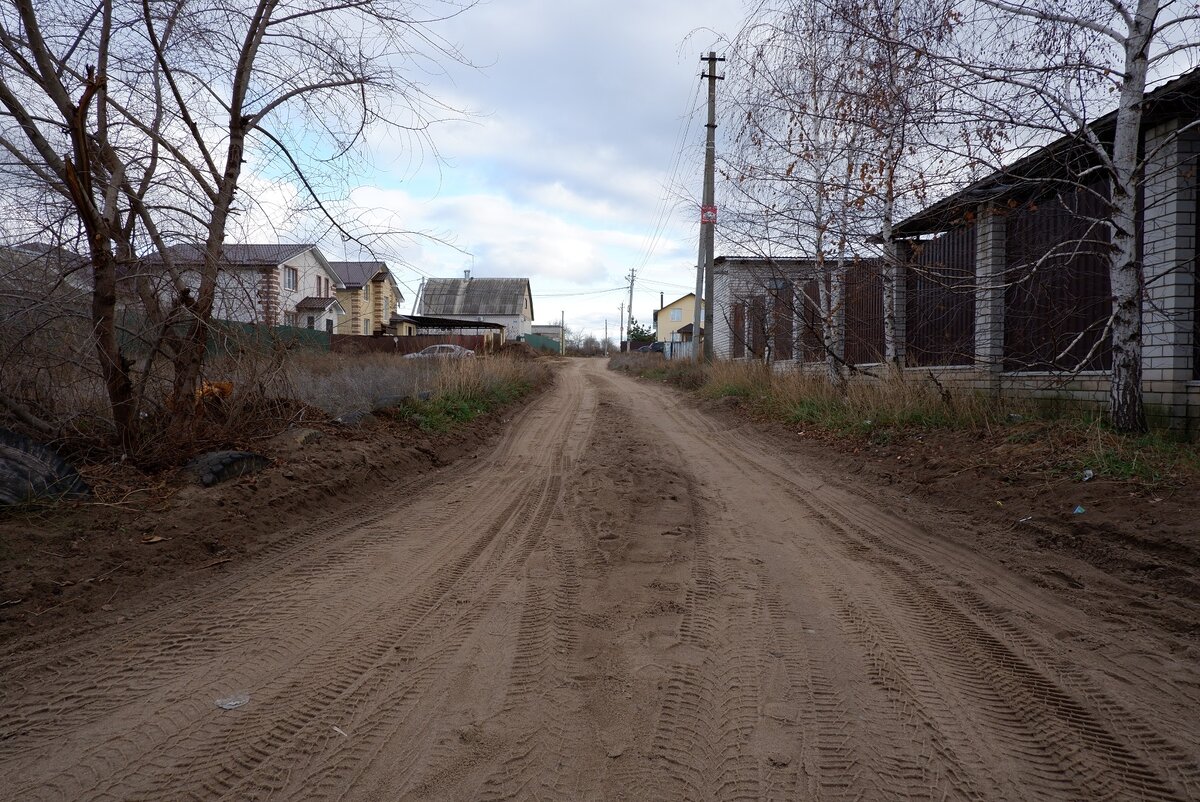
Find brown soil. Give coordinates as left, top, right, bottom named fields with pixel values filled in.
left=0, top=359, right=1197, bottom=800
left=0, top=405, right=520, bottom=650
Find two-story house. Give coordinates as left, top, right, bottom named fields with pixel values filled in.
left=653, top=293, right=703, bottom=343
left=161, top=243, right=345, bottom=332
left=330, top=261, right=405, bottom=336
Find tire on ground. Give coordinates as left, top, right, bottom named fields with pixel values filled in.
left=180, top=450, right=271, bottom=487
left=0, top=428, right=91, bottom=506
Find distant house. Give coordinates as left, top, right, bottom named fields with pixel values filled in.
left=416, top=274, right=533, bottom=341
left=653, top=293, right=702, bottom=343
left=330, top=261, right=404, bottom=336
left=158, top=243, right=345, bottom=332
left=531, top=323, right=564, bottom=344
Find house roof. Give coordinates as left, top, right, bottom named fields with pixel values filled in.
left=677, top=323, right=705, bottom=335
left=166, top=243, right=318, bottom=266
left=893, top=66, right=1200, bottom=237
left=329, top=260, right=386, bottom=288
left=714, top=256, right=821, bottom=275
left=396, top=313, right=507, bottom=330
left=295, top=296, right=343, bottom=313
left=658, top=292, right=696, bottom=311
left=418, top=277, right=533, bottom=319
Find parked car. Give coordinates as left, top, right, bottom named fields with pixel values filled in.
left=403, top=344, right=475, bottom=359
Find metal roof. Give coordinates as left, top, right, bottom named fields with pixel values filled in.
left=329, top=260, right=386, bottom=288
left=166, top=243, right=318, bottom=266
left=893, top=66, right=1200, bottom=237
left=395, top=313, right=506, bottom=330
left=418, top=278, right=532, bottom=318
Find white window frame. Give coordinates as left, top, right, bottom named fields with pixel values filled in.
left=283, top=266, right=298, bottom=290
left=670, top=308, right=683, bottom=322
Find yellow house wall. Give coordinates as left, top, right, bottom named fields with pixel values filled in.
left=656, top=293, right=696, bottom=342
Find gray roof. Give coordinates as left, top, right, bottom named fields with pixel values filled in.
left=418, top=278, right=532, bottom=318
left=329, top=260, right=387, bottom=288
left=166, top=243, right=317, bottom=266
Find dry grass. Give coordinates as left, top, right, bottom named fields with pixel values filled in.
left=0, top=343, right=550, bottom=469
left=280, top=352, right=550, bottom=417
left=611, top=356, right=1200, bottom=487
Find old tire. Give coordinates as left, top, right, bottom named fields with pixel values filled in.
left=180, top=450, right=271, bottom=487
left=0, top=428, right=91, bottom=506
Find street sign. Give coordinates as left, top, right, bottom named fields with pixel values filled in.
left=700, top=205, right=717, bottom=223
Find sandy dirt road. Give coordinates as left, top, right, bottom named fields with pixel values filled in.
left=1, top=358, right=1197, bottom=801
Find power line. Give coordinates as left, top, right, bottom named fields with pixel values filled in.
left=538, top=286, right=627, bottom=298
left=630, top=79, right=705, bottom=281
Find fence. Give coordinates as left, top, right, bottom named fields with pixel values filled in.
left=1003, top=184, right=1113, bottom=371
left=662, top=340, right=696, bottom=360
left=905, top=225, right=975, bottom=366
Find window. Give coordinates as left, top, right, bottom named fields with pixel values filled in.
left=283, top=266, right=298, bottom=290
left=670, top=308, right=683, bottom=322
left=315, top=277, right=322, bottom=294
left=306, top=315, right=315, bottom=329
left=364, top=283, right=370, bottom=299
left=363, top=319, right=371, bottom=335
left=326, top=319, right=333, bottom=334
left=284, top=312, right=298, bottom=327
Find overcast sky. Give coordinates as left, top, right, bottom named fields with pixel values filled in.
left=347, top=0, right=748, bottom=339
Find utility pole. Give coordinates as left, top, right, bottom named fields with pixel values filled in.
left=412, top=276, right=426, bottom=315
left=604, top=319, right=608, bottom=355
left=619, top=301, right=625, bottom=353
left=560, top=310, right=565, bottom=355
left=693, top=50, right=723, bottom=362
left=625, top=269, right=635, bottom=351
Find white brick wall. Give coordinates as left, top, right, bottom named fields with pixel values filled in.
left=1142, top=118, right=1198, bottom=428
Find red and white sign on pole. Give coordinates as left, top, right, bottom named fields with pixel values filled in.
left=700, top=205, right=718, bottom=224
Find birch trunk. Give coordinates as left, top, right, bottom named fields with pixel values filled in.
left=1107, top=0, right=1154, bottom=433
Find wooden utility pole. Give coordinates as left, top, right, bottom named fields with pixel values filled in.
left=693, top=51, right=723, bottom=361
left=618, top=302, right=625, bottom=352
left=625, top=269, right=635, bottom=350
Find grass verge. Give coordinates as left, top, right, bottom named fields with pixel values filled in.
left=608, top=354, right=1200, bottom=488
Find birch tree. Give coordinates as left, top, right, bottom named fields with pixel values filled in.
left=941, top=0, right=1199, bottom=431
left=832, top=0, right=956, bottom=368
left=0, top=0, right=471, bottom=455
left=722, top=0, right=877, bottom=387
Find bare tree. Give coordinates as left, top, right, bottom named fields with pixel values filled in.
left=934, top=0, right=1200, bottom=431
left=722, top=0, right=883, bottom=387
left=0, top=0, right=471, bottom=454
left=831, top=0, right=957, bottom=367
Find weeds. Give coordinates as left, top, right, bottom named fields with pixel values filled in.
left=609, top=356, right=1199, bottom=488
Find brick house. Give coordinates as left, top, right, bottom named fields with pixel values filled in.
left=159, top=243, right=345, bottom=331
left=330, top=261, right=405, bottom=336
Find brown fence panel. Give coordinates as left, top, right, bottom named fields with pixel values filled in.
left=845, top=262, right=884, bottom=364
left=773, top=286, right=794, bottom=360
left=799, top=279, right=822, bottom=362
left=748, top=296, right=767, bottom=357
left=730, top=302, right=746, bottom=358
left=1004, top=182, right=1112, bottom=371
left=905, top=225, right=976, bottom=366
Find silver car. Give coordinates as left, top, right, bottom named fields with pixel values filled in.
left=403, top=344, right=476, bottom=359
